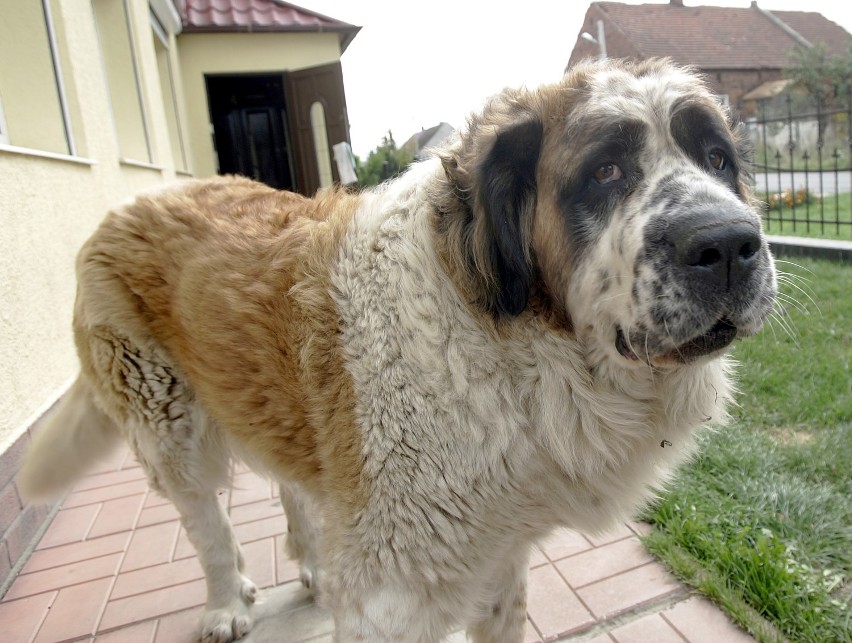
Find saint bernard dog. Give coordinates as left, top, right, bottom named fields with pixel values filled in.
left=20, top=59, right=777, bottom=642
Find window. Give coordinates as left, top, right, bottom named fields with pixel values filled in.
left=151, top=11, right=188, bottom=172
left=310, top=101, right=333, bottom=188
left=0, top=94, right=8, bottom=145
left=92, top=0, right=152, bottom=163
left=0, top=0, right=78, bottom=155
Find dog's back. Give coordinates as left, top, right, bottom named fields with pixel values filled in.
left=70, top=177, right=359, bottom=483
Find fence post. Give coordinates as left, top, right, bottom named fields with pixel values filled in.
left=785, top=93, right=796, bottom=232
left=816, top=90, right=825, bottom=233
left=759, top=98, right=772, bottom=229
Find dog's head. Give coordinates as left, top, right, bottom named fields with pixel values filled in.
left=434, top=58, right=777, bottom=367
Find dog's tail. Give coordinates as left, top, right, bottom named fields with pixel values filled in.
left=17, top=377, right=122, bottom=502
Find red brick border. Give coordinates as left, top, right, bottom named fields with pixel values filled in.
left=0, top=405, right=64, bottom=598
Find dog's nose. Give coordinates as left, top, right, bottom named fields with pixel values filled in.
left=671, top=216, right=762, bottom=291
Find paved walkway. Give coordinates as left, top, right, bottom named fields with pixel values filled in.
left=0, top=448, right=754, bottom=642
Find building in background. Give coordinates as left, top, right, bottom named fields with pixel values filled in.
left=401, top=122, right=456, bottom=161
left=567, top=0, right=850, bottom=115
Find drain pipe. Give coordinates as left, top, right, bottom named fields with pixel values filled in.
left=751, top=0, right=812, bottom=48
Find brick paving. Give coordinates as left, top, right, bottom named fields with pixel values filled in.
left=0, top=448, right=755, bottom=642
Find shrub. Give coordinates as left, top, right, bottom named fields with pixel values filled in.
left=765, top=187, right=820, bottom=210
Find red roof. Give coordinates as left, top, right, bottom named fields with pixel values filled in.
left=572, top=2, right=850, bottom=70
left=178, top=0, right=360, bottom=52
left=775, top=10, right=852, bottom=54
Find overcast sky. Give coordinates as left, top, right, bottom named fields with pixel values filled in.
left=304, top=1, right=852, bottom=158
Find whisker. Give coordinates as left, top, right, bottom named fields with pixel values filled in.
left=765, top=315, right=780, bottom=342
left=775, top=269, right=813, bottom=288
left=596, top=291, right=626, bottom=306
left=778, top=279, right=820, bottom=314
left=642, top=330, right=656, bottom=374
left=774, top=259, right=816, bottom=277
left=769, top=310, right=799, bottom=346
left=775, top=293, right=808, bottom=315
left=765, top=315, right=789, bottom=344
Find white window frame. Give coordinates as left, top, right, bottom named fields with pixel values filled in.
left=123, top=0, right=152, bottom=163
left=150, top=9, right=188, bottom=171
left=92, top=0, right=155, bottom=164
left=0, top=93, right=8, bottom=145
left=42, top=0, right=77, bottom=156
left=150, top=0, right=182, bottom=35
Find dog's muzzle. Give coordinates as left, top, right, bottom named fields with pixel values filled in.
left=666, top=207, right=762, bottom=296
left=624, top=202, right=774, bottom=364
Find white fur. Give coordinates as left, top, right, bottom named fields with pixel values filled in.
left=320, top=161, right=733, bottom=640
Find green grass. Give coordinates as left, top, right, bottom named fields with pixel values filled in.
left=761, top=192, right=852, bottom=241
left=642, top=258, right=852, bottom=642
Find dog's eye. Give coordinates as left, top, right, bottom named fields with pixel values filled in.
left=708, top=150, right=727, bottom=171
left=593, top=163, right=622, bottom=184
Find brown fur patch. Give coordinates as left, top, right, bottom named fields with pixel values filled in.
left=74, top=176, right=365, bottom=507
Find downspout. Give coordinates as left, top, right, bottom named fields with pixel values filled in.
left=751, top=1, right=812, bottom=49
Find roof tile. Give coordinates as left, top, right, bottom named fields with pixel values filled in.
left=179, top=0, right=360, bottom=50
left=577, top=2, right=850, bottom=70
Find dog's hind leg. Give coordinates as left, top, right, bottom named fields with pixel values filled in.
left=129, top=402, right=257, bottom=643
left=131, top=410, right=258, bottom=643
left=279, top=480, right=322, bottom=594
left=89, top=333, right=257, bottom=643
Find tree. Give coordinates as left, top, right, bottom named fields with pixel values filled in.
left=356, top=131, right=413, bottom=188
left=786, top=42, right=852, bottom=107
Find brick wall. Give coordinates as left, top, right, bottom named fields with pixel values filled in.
left=0, top=408, right=62, bottom=596
left=704, top=69, right=786, bottom=117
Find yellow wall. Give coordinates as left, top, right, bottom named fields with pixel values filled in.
left=178, top=32, right=341, bottom=177
left=0, top=1, right=345, bottom=452
left=0, top=0, right=185, bottom=451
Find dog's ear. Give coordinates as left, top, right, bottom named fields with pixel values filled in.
left=475, top=118, right=543, bottom=316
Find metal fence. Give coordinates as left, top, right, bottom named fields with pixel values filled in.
left=745, top=89, right=851, bottom=239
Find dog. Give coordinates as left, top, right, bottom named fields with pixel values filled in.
left=19, top=58, right=777, bottom=642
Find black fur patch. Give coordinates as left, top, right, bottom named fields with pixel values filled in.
left=558, top=121, right=646, bottom=248
left=670, top=106, right=740, bottom=195
left=478, top=119, right=544, bottom=316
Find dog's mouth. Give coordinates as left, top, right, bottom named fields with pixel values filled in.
left=616, top=317, right=738, bottom=364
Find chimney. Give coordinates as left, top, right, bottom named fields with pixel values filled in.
left=671, top=0, right=684, bottom=6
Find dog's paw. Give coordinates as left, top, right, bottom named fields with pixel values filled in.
left=199, top=607, right=252, bottom=643
left=199, top=578, right=258, bottom=643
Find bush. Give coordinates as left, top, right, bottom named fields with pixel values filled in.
left=765, top=187, right=819, bottom=210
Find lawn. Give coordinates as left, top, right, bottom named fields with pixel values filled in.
left=761, top=191, right=852, bottom=241
left=642, top=257, right=852, bottom=642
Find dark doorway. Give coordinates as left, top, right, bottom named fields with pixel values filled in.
left=206, top=73, right=295, bottom=191
left=205, top=63, right=351, bottom=196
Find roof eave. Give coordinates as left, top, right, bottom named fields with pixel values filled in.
left=181, top=23, right=361, bottom=53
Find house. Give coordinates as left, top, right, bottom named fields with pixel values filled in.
left=567, top=0, right=851, bottom=115
left=178, top=0, right=360, bottom=193
left=0, top=0, right=358, bottom=593
left=401, top=122, right=456, bottom=161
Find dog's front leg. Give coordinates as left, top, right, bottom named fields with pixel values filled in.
left=168, top=489, right=257, bottom=643
left=279, top=480, right=322, bottom=593
left=330, top=583, right=447, bottom=643
left=466, top=547, right=530, bottom=643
